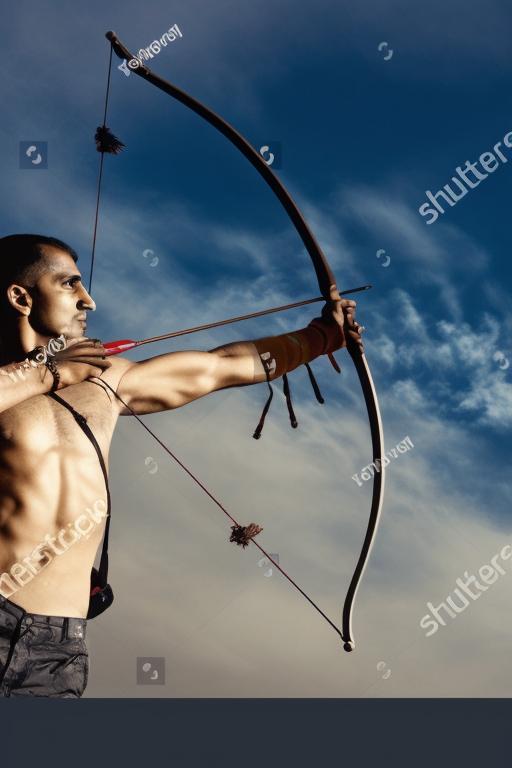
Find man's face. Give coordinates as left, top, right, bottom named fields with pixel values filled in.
left=26, top=246, right=95, bottom=341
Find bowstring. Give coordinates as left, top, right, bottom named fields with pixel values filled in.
left=93, top=377, right=345, bottom=644
left=87, top=44, right=345, bottom=646
left=88, top=44, right=113, bottom=295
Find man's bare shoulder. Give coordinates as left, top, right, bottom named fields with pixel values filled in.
left=101, top=354, right=135, bottom=380
left=85, top=354, right=135, bottom=411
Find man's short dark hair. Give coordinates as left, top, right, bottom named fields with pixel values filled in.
left=0, top=234, right=78, bottom=317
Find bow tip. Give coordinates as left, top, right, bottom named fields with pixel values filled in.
left=343, top=640, right=355, bottom=653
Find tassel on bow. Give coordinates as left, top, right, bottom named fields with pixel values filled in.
left=95, top=125, right=126, bottom=154
left=229, top=523, right=264, bottom=548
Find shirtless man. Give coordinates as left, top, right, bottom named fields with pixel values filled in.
left=0, top=233, right=362, bottom=697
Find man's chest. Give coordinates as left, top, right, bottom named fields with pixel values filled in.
left=0, top=380, right=117, bottom=458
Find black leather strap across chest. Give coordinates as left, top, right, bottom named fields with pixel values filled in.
left=45, top=392, right=111, bottom=584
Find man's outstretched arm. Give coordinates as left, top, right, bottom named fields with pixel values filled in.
left=115, top=290, right=362, bottom=415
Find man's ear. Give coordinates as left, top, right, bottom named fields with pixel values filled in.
left=6, top=284, right=31, bottom=316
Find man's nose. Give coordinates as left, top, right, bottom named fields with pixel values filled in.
left=78, top=284, right=96, bottom=311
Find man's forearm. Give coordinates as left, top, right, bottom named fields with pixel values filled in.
left=212, top=317, right=344, bottom=386
left=0, top=359, right=53, bottom=413
left=211, top=340, right=269, bottom=384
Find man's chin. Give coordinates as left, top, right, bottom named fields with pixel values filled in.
left=62, top=328, right=84, bottom=342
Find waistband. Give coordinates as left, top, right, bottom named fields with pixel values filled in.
left=0, top=593, right=87, bottom=640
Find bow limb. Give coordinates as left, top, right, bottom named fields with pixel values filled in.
left=106, top=31, right=334, bottom=296
left=342, top=342, right=385, bottom=651
left=105, top=31, right=385, bottom=652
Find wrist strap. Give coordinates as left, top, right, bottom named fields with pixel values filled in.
left=253, top=319, right=343, bottom=379
left=44, top=359, right=60, bottom=391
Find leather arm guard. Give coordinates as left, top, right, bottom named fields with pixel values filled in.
left=253, top=317, right=344, bottom=379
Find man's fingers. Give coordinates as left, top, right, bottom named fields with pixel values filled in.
left=57, top=340, right=107, bottom=358
left=329, top=287, right=356, bottom=307
left=329, top=284, right=340, bottom=295
left=65, top=337, right=103, bottom=349
left=60, top=356, right=111, bottom=367
left=323, top=286, right=364, bottom=348
left=323, top=284, right=365, bottom=351
left=67, top=348, right=108, bottom=357
left=65, top=336, right=93, bottom=347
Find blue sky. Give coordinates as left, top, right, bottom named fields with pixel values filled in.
left=1, top=0, right=511, bottom=697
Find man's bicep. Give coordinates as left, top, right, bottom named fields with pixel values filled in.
left=115, top=349, right=228, bottom=414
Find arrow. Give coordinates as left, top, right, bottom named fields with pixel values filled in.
left=104, top=284, right=372, bottom=356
